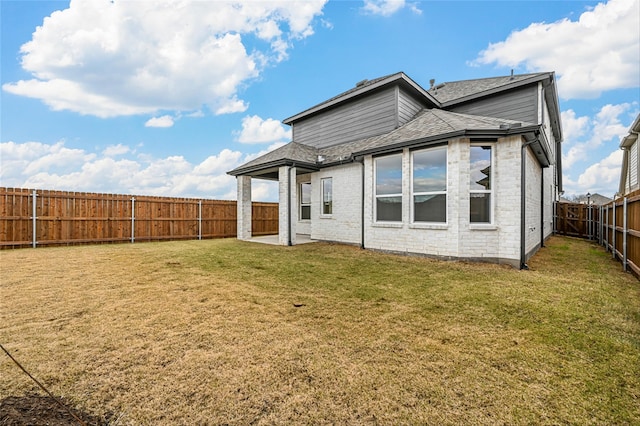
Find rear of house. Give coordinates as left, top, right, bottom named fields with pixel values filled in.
left=229, top=72, right=563, bottom=268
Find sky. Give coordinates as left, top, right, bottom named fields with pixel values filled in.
left=1, top=0, right=638, bottom=202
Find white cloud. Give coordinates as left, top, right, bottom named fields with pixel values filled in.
left=236, top=115, right=291, bottom=144
left=102, top=144, right=131, bottom=157
left=2, top=0, right=327, bottom=118
left=145, top=115, right=175, bottom=128
left=562, top=103, right=634, bottom=169
left=362, top=0, right=421, bottom=16
left=564, top=149, right=624, bottom=197
left=0, top=140, right=282, bottom=200
left=473, top=0, right=639, bottom=99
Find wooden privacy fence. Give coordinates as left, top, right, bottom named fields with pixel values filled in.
left=555, top=189, right=640, bottom=277
left=0, top=188, right=278, bottom=249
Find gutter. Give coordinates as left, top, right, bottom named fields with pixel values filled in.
left=352, top=125, right=540, bottom=159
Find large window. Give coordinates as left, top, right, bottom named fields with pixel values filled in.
left=470, top=145, right=493, bottom=223
left=412, top=146, right=447, bottom=223
left=300, top=182, right=311, bottom=220
left=375, top=154, right=402, bottom=222
left=321, top=178, right=332, bottom=215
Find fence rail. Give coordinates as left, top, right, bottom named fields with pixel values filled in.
left=0, top=188, right=278, bottom=249
left=555, top=189, right=640, bottom=278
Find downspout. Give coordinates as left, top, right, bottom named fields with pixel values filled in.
left=358, top=156, right=365, bottom=249
left=520, top=138, right=536, bottom=270
left=540, top=170, right=545, bottom=249
left=287, top=165, right=292, bottom=246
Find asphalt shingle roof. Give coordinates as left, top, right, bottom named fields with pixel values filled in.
left=229, top=108, right=534, bottom=175
left=428, top=73, right=548, bottom=104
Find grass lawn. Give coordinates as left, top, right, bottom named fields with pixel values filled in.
left=0, top=235, right=638, bottom=424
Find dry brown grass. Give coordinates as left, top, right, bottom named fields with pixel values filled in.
left=1, top=236, right=638, bottom=425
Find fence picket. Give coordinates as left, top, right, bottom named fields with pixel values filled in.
left=0, top=188, right=278, bottom=249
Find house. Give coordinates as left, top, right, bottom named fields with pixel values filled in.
left=571, top=193, right=612, bottom=206
left=228, top=72, right=563, bottom=269
left=618, top=113, right=640, bottom=197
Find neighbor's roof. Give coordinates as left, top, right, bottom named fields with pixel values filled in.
left=228, top=109, right=539, bottom=176
left=620, top=113, right=640, bottom=149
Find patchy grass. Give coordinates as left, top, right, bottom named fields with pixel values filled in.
left=0, top=236, right=638, bottom=424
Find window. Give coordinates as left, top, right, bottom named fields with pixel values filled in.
left=300, top=182, right=311, bottom=220
left=375, top=154, right=402, bottom=222
left=470, top=145, right=493, bottom=223
left=321, top=178, right=332, bottom=215
left=412, top=146, right=447, bottom=223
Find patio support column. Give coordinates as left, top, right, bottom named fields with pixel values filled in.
left=237, top=175, right=252, bottom=240
left=278, top=166, right=297, bottom=246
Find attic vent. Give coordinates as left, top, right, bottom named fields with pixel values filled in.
left=355, top=79, right=368, bottom=88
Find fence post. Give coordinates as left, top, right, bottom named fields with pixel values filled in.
left=612, top=201, right=616, bottom=260
left=599, top=205, right=603, bottom=246
left=31, top=190, right=37, bottom=248
left=588, top=203, right=592, bottom=240
left=605, top=205, right=609, bottom=251
left=131, top=197, right=135, bottom=243
left=198, top=200, right=202, bottom=240
left=623, top=197, right=628, bottom=272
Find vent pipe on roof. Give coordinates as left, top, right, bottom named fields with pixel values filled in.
left=429, top=79, right=435, bottom=89
left=510, top=69, right=514, bottom=80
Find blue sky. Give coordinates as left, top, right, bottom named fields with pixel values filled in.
left=1, top=0, right=638, bottom=201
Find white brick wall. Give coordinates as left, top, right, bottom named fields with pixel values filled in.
left=278, top=166, right=296, bottom=245
left=362, top=137, right=524, bottom=266
left=236, top=175, right=252, bottom=240
left=524, top=146, right=542, bottom=256
left=311, top=163, right=362, bottom=244
left=288, top=134, right=553, bottom=267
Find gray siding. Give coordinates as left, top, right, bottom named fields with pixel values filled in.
left=294, top=87, right=398, bottom=148
left=398, top=88, right=425, bottom=125
left=448, top=86, right=538, bottom=125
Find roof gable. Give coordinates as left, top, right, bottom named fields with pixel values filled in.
left=282, top=72, right=438, bottom=125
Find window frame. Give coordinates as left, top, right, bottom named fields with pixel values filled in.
left=299, top=181, right=311, bottom=221
left=411, top=145, right=447, bottom=224
left=469, top=143, right=494, bottom=224
left=374, top=153, right=403, bottom=223
left=321, top=177, right=332, bottom=216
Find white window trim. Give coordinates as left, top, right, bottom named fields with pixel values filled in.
left=470, top=143, right=495, bottom=224
left=321, top=177, right=333, bottom=217
left=410, top=146, right=447, bottom=225
left=299, top=182, right=311, bottom=221
left=374, top=153, right=403, bottom=223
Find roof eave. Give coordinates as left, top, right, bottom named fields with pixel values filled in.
left=353, top=125, right=540, bottom=158
left=227, top=159, right=320, bottom=177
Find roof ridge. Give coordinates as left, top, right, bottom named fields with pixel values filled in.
left=439, top=72, right=549, bottom=85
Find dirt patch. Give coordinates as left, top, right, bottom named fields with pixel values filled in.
left=0, top=395, right=105, bottom=425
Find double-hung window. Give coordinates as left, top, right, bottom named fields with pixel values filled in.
left=375, top=154, right=402, bottom=222
left=300, top=182, right=311, bottom=220
left=412, top=146, right=447, bottom=223
left=470, top=145, right=493, bottom=223
left=321, top=178, right=332, bottom=215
